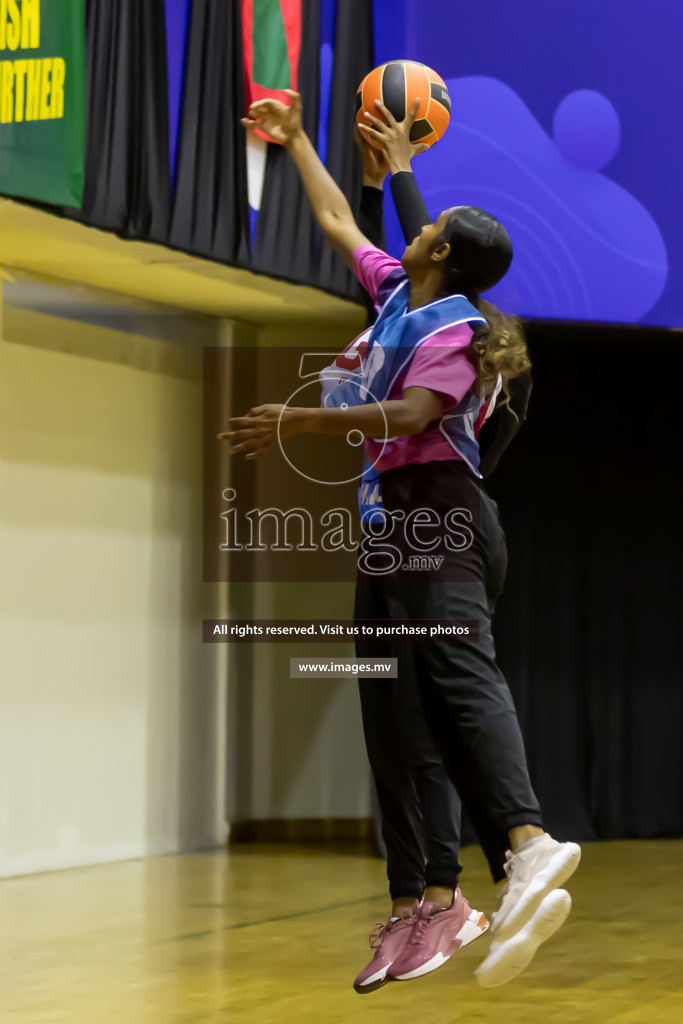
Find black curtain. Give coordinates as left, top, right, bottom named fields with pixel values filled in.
left=66, top=0, right=172, bottom=240
left=253, top=0, right=374, bottom=298
left=169, top=0, right=251, bottom=265
left=483, top=321, right=683, bottom=841
left=317, top=0, right=375, bottom=296
left=52, top=0, right=374, bottom=297
left=252, top=0, right=321, bottom=281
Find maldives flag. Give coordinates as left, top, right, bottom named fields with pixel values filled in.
left=242, top=0, right=302, bottom=140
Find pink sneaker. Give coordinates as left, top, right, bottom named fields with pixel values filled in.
left=353, top=908, right=418, bottom=994
left=389, top=890, right=489, bottom=982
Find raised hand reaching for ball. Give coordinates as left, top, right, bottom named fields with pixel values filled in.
left=242, top=88, right=303, bottom=146
left=359, top=98, right=429, bottom=175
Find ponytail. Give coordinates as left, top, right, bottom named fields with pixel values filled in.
left=434, top=205, right=530, bottom=408
left=470, top=297, right=531, bottom=413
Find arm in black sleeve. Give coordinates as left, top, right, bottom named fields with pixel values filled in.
left=389, top=171, right=433, bottom=244
left=479, top=371, right=533, bottom=478
left=358, top=185, right=385, bottom=249
left=358, top=185, right=386, bottom=324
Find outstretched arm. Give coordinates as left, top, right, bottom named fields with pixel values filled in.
left=360, top=99, right=433, bottom=244
left=218, top=388, right=446, bottom=459
left=244, top=91, right=369, bottom=266
left=223, top=98, right=452, bottom=457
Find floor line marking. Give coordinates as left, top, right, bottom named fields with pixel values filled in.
left=161, top=894, right=387, bottom=944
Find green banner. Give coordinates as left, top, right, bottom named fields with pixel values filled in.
left=0, top=0, right=85, bottom=207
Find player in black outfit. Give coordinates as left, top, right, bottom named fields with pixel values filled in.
left=355, top=129, right=532, bottom=899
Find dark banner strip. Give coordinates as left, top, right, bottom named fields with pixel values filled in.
left=203, top=619, right=480, bottom=643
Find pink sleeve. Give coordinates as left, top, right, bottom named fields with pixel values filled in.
left=352, top=245, right=405, bottom=305
left=403, top=323, right=476, bottom=407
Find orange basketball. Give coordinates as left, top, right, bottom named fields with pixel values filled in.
left=356, top=60, right=451, bottom=150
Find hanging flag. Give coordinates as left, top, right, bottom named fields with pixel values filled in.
left=0, top=0, right=86, bottom=207
left=241, top=0, right=301, bottom=141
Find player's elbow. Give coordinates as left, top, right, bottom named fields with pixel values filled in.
left=396, top=391, right=444, bottom=434
left=408, top=411, right=433, bottom=434
left=394, top=405, right=432, bottom=435
left=319, top=208, right=354, bottom=237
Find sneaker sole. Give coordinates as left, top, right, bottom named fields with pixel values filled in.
left=353, top=974, right=390, bottom=995
left=492, top=842, right=580, bottom=942
left=476, top=889, right=572, bottom=989
left=391, top=910, right=489, bottom=982
left=353, top=960, right=392, bottom=994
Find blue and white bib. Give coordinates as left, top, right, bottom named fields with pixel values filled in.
left=320, top=277, right=490, bottom=524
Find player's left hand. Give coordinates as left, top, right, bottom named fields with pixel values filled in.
left=218, top=404, right=297, bottom=459
left=359, top=98, right=429, bottom=174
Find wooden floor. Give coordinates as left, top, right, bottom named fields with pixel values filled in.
left=1, top=840, right=682, bottom=1023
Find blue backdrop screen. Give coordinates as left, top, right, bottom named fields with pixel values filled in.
left=373, top=0, right=681, bottom=328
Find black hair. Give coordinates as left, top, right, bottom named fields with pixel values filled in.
left=437, top=206, right=530, bottom=403
left=439, top=206, right=513, bottom=298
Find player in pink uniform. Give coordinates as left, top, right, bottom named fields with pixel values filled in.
left=223, top=91, right=581, bottom=991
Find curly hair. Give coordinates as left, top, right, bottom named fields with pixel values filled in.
left=471, top=298, right=531, bottom=411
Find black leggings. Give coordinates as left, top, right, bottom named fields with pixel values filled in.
left=355, top=460, right=542, bottom=900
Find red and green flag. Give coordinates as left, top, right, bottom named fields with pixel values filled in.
left=241, top=0, right=301, bottom=141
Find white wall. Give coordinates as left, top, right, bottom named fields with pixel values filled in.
left=228, top=581, right=371, bottom=822
left=226, top=324, right=372, bottom=824
left=0, top=299, right=372, bottom=879
left=0, top=301, right=229, bottom=877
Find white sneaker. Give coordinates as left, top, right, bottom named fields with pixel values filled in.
left=490, top=833, right=580, bottom=942
left=476, top=888, right=572, bottom=988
